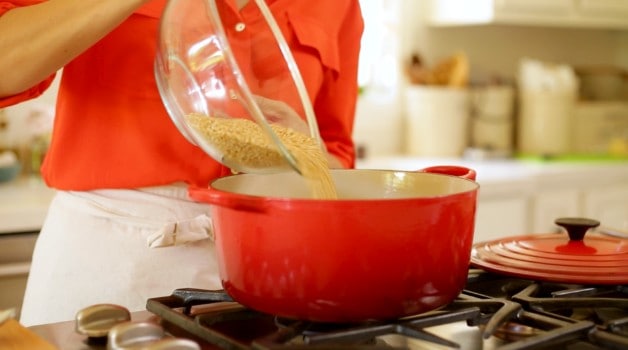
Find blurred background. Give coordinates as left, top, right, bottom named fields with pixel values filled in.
left=2, top=0, right=628, bottom=319
left=1, top=0, right=627, bottom=171
left=355, top=0, right=628, bottom=160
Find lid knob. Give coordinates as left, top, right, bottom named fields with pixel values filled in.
left=555, top=217, right=600, bottom=241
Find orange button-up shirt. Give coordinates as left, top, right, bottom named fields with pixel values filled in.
left=0, top=0, right=363, bottom=190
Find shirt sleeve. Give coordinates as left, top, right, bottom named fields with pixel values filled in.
left=0, top=1, right=57, bottom=108
left=0, top=75, right=57, bottom=108
left=0, top=2, right=15, bottom=12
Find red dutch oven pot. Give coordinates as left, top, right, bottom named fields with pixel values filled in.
left=189, top=166, right=479, bottom=322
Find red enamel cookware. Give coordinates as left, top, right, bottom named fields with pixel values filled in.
left=189, top=166, right=479, bottom=322
left=471, top=217, right=628, bottom=285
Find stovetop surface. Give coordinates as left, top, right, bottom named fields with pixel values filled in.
left=30, top=270, right=628, bottom=350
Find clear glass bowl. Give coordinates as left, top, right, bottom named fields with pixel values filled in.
left=155, top=0, right=321, bottom=174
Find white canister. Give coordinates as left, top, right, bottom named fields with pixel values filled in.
left=404, top=86, right=470, bottom=157
left=471, top=118, right=514, bottom=151
left=353, top=90, right=404, bottom=158
left=517, top=91, right=576, bottom=156
left=471, top=85, right=515, bottom=121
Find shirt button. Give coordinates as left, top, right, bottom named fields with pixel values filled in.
left=235, top=22, right=246, bottom=32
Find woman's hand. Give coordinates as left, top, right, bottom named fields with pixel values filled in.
left=253, top=95, right=310, bottom=135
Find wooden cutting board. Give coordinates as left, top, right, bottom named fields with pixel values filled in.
left=0, top=319, right=58, bottom=350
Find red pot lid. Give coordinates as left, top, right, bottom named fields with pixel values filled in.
left=470, top=218, right=628, bottom=285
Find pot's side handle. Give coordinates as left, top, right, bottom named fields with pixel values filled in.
left=420, top=165, right=476, bottom=181
left=188, top=186, right=269, bottom=213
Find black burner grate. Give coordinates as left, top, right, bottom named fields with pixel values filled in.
left=147, top=288, right=485, bottom=349
left=146, top=271, right=628, bottom=350
left=462, top=271, right=628, bottom=350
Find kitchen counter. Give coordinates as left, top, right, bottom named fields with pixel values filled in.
left=0, top=176, right=56, bottom=234
left=1, top=157, right=628, bottom=236
left=357, top=156, right=628, bottom=240
left=357, top=155, right=628, bottom=190
left=357, top=155, right=628, bottom=199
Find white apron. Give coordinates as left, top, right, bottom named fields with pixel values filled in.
left=20, top=183, right=221, bottom=326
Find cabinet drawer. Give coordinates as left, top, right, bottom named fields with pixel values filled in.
left=578, top=0, right=628, bottom=19
left=583, top=185, right=628, bottom=233
left=531, top=189, right=581, bottom=233
left=425, top=0, right=628, bottom=28
left=0, top=233, right=38, bottom=264
left=496, top=0, right=572, bottom=16
left=0, top=232, right=37, bottom=321
left=475, top=197, right=528, bottom=242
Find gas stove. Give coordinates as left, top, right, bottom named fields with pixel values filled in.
left=32, top=269, right=628, bottom=350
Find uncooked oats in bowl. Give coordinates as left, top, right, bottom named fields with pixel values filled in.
left=154, top=0, right=322, bottom=175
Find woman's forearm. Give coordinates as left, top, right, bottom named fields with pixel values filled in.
left=0, top=0, right=151, bottom=97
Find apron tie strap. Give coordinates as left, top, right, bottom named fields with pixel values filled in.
left=147, top=214, right=214, bottom=248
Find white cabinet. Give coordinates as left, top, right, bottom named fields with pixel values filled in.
left=476, top=183, right=628, bottom=241
left=493, top=0, right=572, bottom=22
left=0, top=178, right=53, bottom=321
left=529, top=165, right=628, bottom=235
left=0, top=233, right=37, bottom=321
left=582, top=184, right=628, bottom=232
left=474, top=196, right=528, bottom=242
left=578, top=0, right=628, bottom=21
left=531, top=189, right=581, bottom=233
left=355, top=156, right=628, bottom=241
left=425, top=0, right=628, bottom=29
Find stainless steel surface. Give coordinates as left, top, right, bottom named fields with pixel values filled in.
left=28, top=270, right=628, bottom=350
left=107, top=321, right=165, bottom=349
left=29, top=285, right=628, bottom=350
left=0, top=232, right=37, bottom=318
left=30, top=312, right=506, bottom=350
left=138, top=338, right=201, bottom=350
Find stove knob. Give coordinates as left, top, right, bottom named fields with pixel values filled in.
left=145, top=339, right=201, bottom=350
left=75, top=304, right=131, bottom=339
left=107, top=321, right=164, bottom=349
left=107, top=321, right=201, bottom=350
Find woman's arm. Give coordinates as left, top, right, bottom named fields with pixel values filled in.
left=0, top=0, right=151, bottom=97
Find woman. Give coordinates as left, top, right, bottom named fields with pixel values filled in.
left=0, top=0, right=363, bottom=325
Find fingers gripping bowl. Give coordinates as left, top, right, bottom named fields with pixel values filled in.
left=189, top=167, right=479, bottom=322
